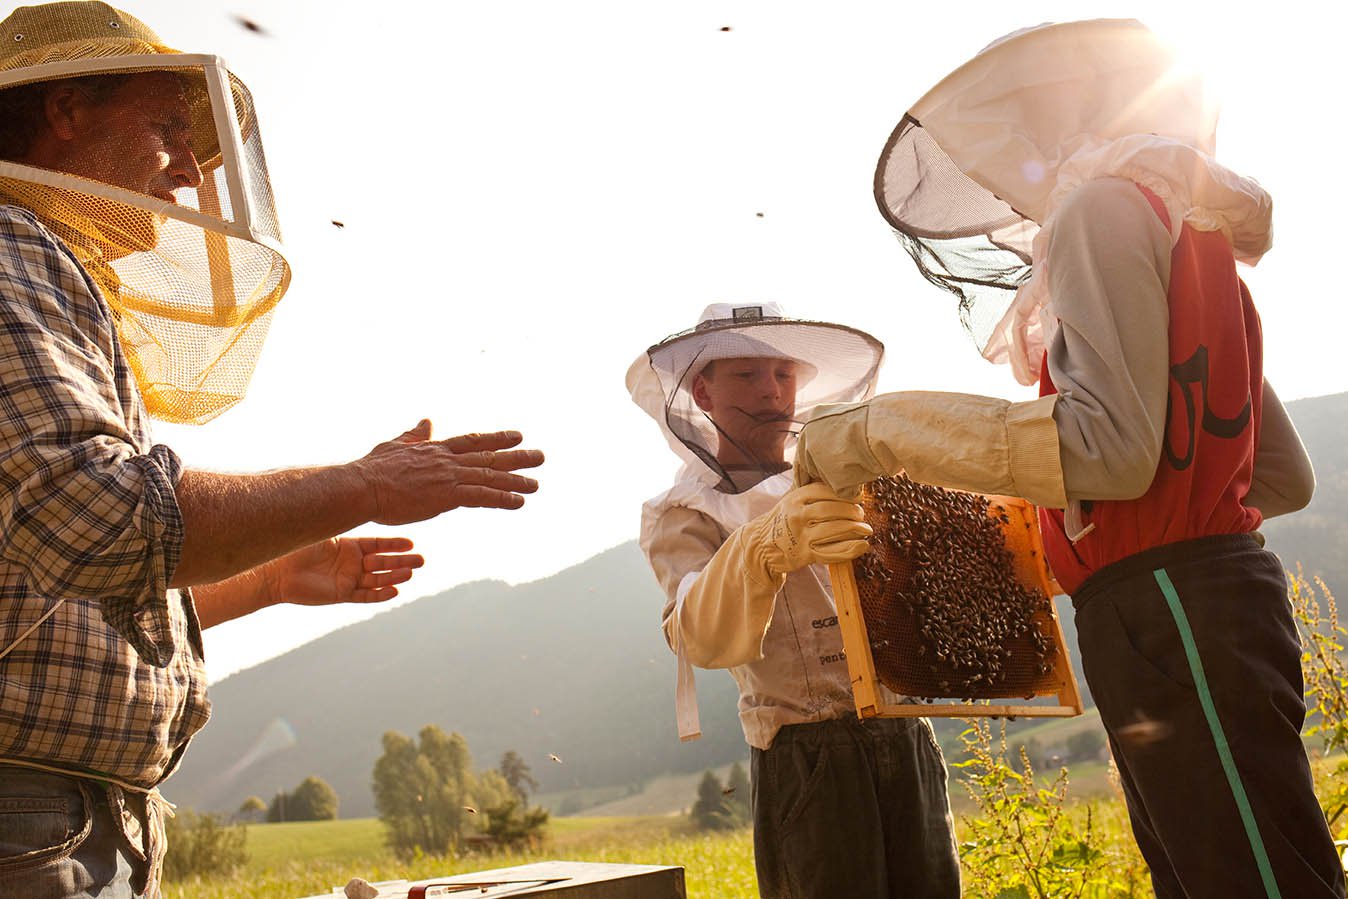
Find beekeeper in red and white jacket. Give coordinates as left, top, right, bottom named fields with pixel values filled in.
left=793, top=19, right=1343, bottom=899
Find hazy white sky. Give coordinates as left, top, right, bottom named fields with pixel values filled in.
left=112, top=0, right=1347, bottom=680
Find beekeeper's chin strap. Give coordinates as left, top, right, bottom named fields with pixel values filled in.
left=701, top=409, right=796, bottom=481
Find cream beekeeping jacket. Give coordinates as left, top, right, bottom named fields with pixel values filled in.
left=640, top=469, right=906, bottom=749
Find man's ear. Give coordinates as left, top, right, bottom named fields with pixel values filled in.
left=41, top=84, right=89, bottom=142
left=691, top=373, right=714, bottom=413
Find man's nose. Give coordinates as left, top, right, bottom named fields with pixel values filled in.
left=172, top=146, right=204, bottom=190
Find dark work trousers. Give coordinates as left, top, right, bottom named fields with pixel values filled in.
left=750, top=714, right=960, bottom=899
left=1073, top=533, right=1346, bottom=899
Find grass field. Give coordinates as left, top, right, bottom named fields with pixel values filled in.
left=164, top=816, right=756, bottom=899
left=162, top=748, right=1346, bottom=898
left=163, top=753, right=1136, bottom=899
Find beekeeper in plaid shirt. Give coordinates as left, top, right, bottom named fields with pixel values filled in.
left=0, top=4, right=543, bottom=897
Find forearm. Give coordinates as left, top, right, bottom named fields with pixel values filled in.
left=172, top=466, right=371, bottom=587
left=644, top=502, right=779, bottom=669
left=192, top=563, right=276, bottom=629
left=668, top=521, right=783, bottom=669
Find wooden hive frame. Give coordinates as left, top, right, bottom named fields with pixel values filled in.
left=829, top=484, right=1083, bottom=719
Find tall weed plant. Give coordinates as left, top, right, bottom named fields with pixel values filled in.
left=954, top=719, right=1149, bottom=898
left=1288, top=570, right=1348, bottom=854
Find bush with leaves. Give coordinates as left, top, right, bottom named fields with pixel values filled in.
left=162, top=809, right=248, bottom=882
left=480, top=796, right=550, bottom=850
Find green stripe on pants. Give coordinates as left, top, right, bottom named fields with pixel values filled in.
left=1152, top=567, right=1281, bottom=899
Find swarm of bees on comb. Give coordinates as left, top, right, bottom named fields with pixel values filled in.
left=851, top=474, right=1058, bottom=701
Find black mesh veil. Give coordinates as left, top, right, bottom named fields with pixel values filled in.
left=628, top=308, right=884, bottom=494
left=874, top=115, right=1038, bottom=354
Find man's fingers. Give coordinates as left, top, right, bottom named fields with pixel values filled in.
left=447, top=467, right=540, bottom=495
left=363, top=552, right=425, bottom=573
left=441, top=430, right=526, bottom=454
left=803, top=499, right=867, bottom=523
left=811, top=520, right=872, bottom=544
left=813, top=538, right=871, bottom=563
left=362, top=568, right=417, bottom=589
left=456, top=448, right=545, bottom=472
left=393, top=419, right=433, bottom=444
left=353, top=586, right=401, bottom=604
left=355, top=536, right=416, bottom=554
left=449, top=484, right=533, bottom=510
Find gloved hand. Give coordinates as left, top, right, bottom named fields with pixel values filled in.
left=742, top=482, right=872, bottom=579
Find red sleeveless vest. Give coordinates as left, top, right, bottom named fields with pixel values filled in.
left=1037, top=184, right=1264, bottom=595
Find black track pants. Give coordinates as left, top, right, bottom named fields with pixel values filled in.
left=1073, top=534, right=1346, bottom=899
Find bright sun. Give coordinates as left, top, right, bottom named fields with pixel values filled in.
left=1142, top=12, right=1245, bottom=112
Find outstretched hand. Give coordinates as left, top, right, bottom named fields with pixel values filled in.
left=269, top=536, right=425, bottom=607
left=354, top=420, right=545, bottom=526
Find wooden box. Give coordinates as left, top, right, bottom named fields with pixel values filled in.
left=298, top=860, right=685, bottom=899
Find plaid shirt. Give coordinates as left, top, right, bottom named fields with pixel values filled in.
left=0, top=205, right=210, bottom=788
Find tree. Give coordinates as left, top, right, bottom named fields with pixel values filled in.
left=725, top=762, right=751, bottom=823
left=499, top=750, right=539, bottom=802
left=289, top=776, right=339, bottom=821
left=266, top=790, right=287, bottom=823
left=235, top=795, right=267, bottom=824
left=372, top=724, right=513, bottom=857
left=690, top=770, right=736, bottom=830
left=1066, top=729, right=1105, bottom=763
left=266, top=776, right=339, bottom=822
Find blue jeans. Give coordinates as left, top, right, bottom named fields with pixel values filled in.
left=751, top=715, right=961, bottom=898
left=0, top=766, right=151, bottom=899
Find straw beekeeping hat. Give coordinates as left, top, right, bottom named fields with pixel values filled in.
left=0, top=1, right=289, bottom=423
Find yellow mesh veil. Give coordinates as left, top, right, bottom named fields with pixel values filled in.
left=0, top=5, right=289, bottom=423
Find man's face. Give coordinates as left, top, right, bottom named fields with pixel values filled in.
left=692, top=356, right=799, bottom=467
left=51, top=71, right=204, bottom=203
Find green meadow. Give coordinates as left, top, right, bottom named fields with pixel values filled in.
left=163, top=815, right=758, bottom=899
